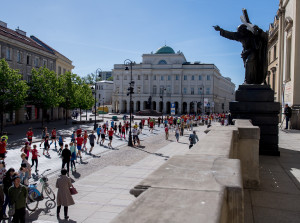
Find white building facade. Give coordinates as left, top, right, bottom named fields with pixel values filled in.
left=112, top=46, right=235, bottom=115
left=95, top=80, right=114, bottom=106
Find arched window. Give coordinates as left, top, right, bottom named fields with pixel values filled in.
left=158, top=60, right=167, bottom=65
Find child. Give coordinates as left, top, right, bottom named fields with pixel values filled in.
left=71, top=131, right=76, bottom=143
left=70, top=142, right=77, bottom=171
left=21, top=153, right=31, bottom=177
left=21, top=142, right=31, bottom=160
left=18, top=164, right=29, bottom=186
left=31, top=145, right=40, bottom=172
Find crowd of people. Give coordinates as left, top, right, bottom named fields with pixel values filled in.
left=0, top=112, right=232, bottom=222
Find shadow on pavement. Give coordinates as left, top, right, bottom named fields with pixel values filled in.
left=132, top=147, right=169, bottom=159
left=26, top=199, right=56, bottom=221
left=71, top=171, right=81, bottom=179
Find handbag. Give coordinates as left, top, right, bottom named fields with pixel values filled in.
left=69, top=186, right=78, bottom=195
left=8, top=203, right=15, bottom=216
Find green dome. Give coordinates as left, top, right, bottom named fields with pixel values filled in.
left=155, top=45, right=175, bottom=54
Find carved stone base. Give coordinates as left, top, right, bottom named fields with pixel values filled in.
left=230, top=85, right=280, bottom=156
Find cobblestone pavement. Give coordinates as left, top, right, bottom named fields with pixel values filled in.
left=25, top=123, right=208, bottom=222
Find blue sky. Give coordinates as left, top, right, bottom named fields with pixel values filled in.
left=2, top=0, right=279, bottom=87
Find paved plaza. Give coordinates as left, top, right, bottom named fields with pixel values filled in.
left=2, top=115, right=300, bottom=222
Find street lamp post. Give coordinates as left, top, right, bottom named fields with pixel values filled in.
left=102, top=97, right=104, bottom=121
left=94, top=68, right=102, bottom=129
left=124, top=59, right=135, bottom=147
left=160, top=88, right=166, bottom=121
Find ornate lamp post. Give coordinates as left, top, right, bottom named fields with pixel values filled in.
left=160, top=87, right=166, bottom=121
left=124, top=59, right=135, bottom=147
left=94, top=68, right=102, bottom=129
left=102, top=97, right=104, bottom=120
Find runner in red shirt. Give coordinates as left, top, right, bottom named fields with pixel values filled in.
left=76, top=128, right=82, bottom=136
left=83, top=130, right=88, bottom=152
left=31, top=144, right=40, bottom=172
left=125, top=122, right=129, bottom=134
left=165, top=125, right=169, bottom=140
left=149, top=121, right=154, bottom=133
left=121, top=125, right=126, bottom=139
left=26, top=128, right=33, bottom=145
left=76, top=134, right=84, bottom=160
left=50, top=128, right=57, bottom=148
left=0, top=139, right=6, bottom=160
left=108, top=128, right=114, bottom=148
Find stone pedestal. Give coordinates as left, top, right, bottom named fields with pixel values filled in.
left=229, top=85, right=280, bottom=156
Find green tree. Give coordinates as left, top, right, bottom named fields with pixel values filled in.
left=58, top=72, right=81, bottom=124
left=82, top=73, right=102, bottom=84
left=28, top=67, right=63, bottom=127
left=0, top=59, right=28, bottom=133
left=107, top=76, right=113, bottom=81
left=74, top=81, right=95, bottom=121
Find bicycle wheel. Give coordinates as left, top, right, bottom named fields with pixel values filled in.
left=26, top=191, right=39, bottom=211
left=44, top=186, right=56, bottom=201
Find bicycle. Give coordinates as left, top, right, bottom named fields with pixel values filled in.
left=26, top=169, right=56, bottom=211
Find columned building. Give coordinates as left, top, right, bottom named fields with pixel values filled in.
left=112, top=46, right=235, bottom=115
left=268, top=0, right=300, bottom=128
left=95, top=80, right=114, bottom=107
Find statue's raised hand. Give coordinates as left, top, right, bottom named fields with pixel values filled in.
left=213, top=25, right=221, bottom=31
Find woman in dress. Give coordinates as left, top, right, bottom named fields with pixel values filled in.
left=56, top=169, right=75, bottom=220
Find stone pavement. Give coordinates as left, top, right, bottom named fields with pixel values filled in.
left=245, top=128, right=300, bottom=223
left=27, top=124, right=207, bottom=223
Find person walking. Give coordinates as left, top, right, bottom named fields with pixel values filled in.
left=108, top=128, right=114, bottom=148
left=31, top=145, right=39, bottom=172
left=40, top=127, right=48, bottom=148
left=58, top=135, right=64, bottom=155
left=83, top=131, right=88, bottom=152
left=96, top=125, right=101, bottom=144
left=284, top=104, right=292, bottom=129
left=2, top=168, right=14, bottom=219
left=175, top=126, right=180, bottom=142
left=165, top=125, right=169, bottom=140
left=26, top=128, right=33, bottom=145
left=50, top=128, right=57, bottom=149
left=75, top=134, right=83, bottom=161
left=88, top=131, right=96, bottom=153
left=56, top=169, right=75, bottom=220
left=8, top=176, right=28, bottom=223
left=0, top=139, right=7, bottom=161
left=100, top=126, right=106, bottom=146
left=189, top=131, right=199, bottom=149
left=69, top=143, right=76, bottom=172
left=43, top=134, right=50, bottom=156
left=61, top=145, right=71, bottom=174
left=20, top=142, right=31, bottom=160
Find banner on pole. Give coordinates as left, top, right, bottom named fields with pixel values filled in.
left=171, top=103, right=175, bottom=115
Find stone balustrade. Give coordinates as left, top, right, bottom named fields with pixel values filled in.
left=111, top=119, right=260, bottom=223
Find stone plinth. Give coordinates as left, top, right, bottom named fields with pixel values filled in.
left=230, top=85, right=280, bottom=156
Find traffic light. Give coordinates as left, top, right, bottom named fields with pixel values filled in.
left=127, top=87, right=134, bottom=96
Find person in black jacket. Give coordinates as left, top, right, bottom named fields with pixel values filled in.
left=61, top=145, right=71, bottom=174
left=284, top=104, right=292, bottom=129
left=2, top=168, right=15, bottom=219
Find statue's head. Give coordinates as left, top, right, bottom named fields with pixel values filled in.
left=237, top=24, right=248, bottom=33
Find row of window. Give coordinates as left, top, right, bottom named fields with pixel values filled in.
left=0, top=45, right=54, bottom=70
left=117, top=74, right=211, bottom=81
left=115, top=86, right=210, bottom=95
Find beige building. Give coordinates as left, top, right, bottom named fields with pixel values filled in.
left=268, top=0, right=300, bottom=128
left=112, top=46, right=235, bottom=115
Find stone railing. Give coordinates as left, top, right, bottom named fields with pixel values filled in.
left=111, top=119, right=260, bottom=223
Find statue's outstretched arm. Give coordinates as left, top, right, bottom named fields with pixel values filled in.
left=214, top=25, right=239, bottom=41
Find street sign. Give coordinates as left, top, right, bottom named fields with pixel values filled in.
left=171, top=103, right=175, bottom=115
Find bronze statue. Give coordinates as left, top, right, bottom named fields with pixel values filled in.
left=214, top=9, right=268, bottom=85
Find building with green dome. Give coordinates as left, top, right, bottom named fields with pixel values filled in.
left=112, top=46, right=235, bottom=114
